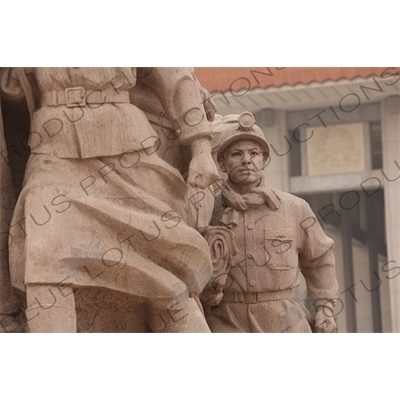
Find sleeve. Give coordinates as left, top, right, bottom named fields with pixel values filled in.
left=137, top=67, right=213, bottom=145
left=1, top=68, right=36, bottom=115
left=1, top=68, right=24, bottom=100
left=298, top=201, right=339, bottom=311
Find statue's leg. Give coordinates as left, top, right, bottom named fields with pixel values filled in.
left=25, top=284, right=76, bottom=333
left=246, top=299, right=312, bottom=333
left=206, top=302, right=253, bottom=333
left=147, top=297, right=211, bottom=333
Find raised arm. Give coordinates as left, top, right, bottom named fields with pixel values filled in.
left=138, top=67, right=219, bottom=189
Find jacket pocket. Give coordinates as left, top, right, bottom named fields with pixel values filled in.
left=264, top=229, right=295, bottom=270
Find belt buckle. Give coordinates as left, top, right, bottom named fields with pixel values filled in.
left=245, top=293, right=257, bottom=303
left=65, top=87, right=86, bottom=107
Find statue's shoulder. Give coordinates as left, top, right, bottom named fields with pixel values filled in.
left=273, top=188, right=310, bottom=211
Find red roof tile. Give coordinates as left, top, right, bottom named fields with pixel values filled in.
left=194, top=67, right=400, bottom=93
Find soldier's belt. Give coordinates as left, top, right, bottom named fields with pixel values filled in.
left=222, top=289, right=292, bottom=304
left=41, top=87, right=130, bottom=107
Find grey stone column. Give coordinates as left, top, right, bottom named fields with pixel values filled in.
left=381, top=95, right=400, bottom=332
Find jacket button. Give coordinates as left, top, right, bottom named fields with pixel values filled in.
left=249, top=279, right=256, bottom=286
left=247, top=225, right=253, bottom=230
left=247, top=254, right=253, bottom=259
left=249, top=306, right=256, bottom=314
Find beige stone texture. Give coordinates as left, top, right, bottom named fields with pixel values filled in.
left=203, top=112, right=339, bottom=333
left=1, top=91, right=26, bottom=333
left=0, top=67, right=219, bottom=332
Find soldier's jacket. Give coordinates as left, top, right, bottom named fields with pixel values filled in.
left=0, top=67, right=215, bottom=309
left=1, top=67, right=212, bottom=159
left=212, top=177, right=338, bottom=309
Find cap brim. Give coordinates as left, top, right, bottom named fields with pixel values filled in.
left=217, top=133, right=270, bottom=159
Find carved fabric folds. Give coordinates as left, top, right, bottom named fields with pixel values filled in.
left=206, top=299, right=313, bottom=333
left=2, top=67, right=214, bottom=310
left=9, top=150, right=213, bottom=309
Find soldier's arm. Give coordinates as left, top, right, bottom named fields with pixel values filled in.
left=1, top=68, right=24, bottom=99
left=298, top=201, right=339, bottom=332
left=138, top=67, right=219, bottom=189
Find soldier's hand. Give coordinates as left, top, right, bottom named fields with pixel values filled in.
left=188, top=138, right=219, bottom=189
left=314, top=306, right=337, bottom=333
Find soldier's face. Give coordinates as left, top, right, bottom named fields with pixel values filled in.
left=219, top=139, right=266, bottom=186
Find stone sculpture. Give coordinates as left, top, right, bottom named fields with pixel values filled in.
left=0, top=92, right=25, bottom=333
left=0, top=67, right=219, bottom=332
left=129, top=68, right=217, bottom=233
left=201, top=112, right=339, bottom=333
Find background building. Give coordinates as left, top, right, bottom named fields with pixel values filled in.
left=195, top=67, right=400, bottom=332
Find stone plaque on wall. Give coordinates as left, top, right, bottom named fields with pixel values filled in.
left=307, top=123, right=365, bottom=175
